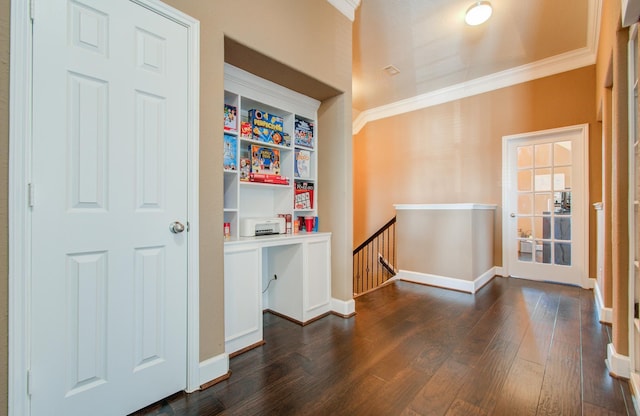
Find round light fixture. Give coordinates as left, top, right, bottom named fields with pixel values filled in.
left=465, top=1, right=493, bottom=26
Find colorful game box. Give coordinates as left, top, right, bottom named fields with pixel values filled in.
left=224, top=104, right=237, bottom=132
left=294, top=118, right=314, bottom=148
left=294, top=181, right=314, bottom=209
left=250, top=145, right=281, bottom=175
left=249, top=109, right=285, bottom=145
left=223, top=134, right=237, bottom=171
left=240, top=121, right=252, bottom=139
left=295, top=149, right=311, bottom=178
left=239, top=157, right=251, bottom=181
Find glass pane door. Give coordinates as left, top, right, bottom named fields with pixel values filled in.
left=516, top=141, right=572, bottom=266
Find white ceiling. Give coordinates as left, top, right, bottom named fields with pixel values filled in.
left=352, top=0, right=594, bottom=114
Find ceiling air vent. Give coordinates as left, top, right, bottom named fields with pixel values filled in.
left=383, top=64, right=400, bottom=76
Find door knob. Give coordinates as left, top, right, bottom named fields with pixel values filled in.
left=510, top=213, right=516, bottom=218
left=170, top=221, right=185, bottom=234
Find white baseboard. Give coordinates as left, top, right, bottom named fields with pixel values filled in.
left=396, top=267, right=497, bottom=294
left=494, top=266, right=505, bottom=277
left=331, top=297, right=356, bottom=316
left=592, top=278, right=612, bottom=324
left=199, top=353, right=229, bottom=387
left=606, top=343, right=630, bottom=379
left=630, top=372, right=640, bottom=415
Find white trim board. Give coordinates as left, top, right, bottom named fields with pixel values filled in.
left=352, top=0, right=602, bottom=135
left=396, top=267, right=497, bottom=294
left=353, top=48, right=595, bottom=134
left=8, top=0, right=201, bottom=413
left=326, top=0, right=361, bottom=21
left=331, top=297, right=356, bottom=316
left=607, top=343, right=631, bottom=379
left=394, top=203, right=497, bottom=211
left=593, top=278, right=613, bottom=324
left=199, top=353, right=230, bottom=387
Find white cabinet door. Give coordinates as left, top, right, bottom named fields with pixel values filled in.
left=224, top=245, right=263, bottom=354
left=303, top=238, right=332, bottom=322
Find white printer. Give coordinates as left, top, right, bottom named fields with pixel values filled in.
left=240, top=217, right=286, bottom=237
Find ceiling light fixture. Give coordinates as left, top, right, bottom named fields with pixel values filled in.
left=465, top=1, right=492, bottom=26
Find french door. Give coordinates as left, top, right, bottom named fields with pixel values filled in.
left=503, top=125, right=588, bottom=287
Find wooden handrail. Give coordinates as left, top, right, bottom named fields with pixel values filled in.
left=353, top=216, right=396, bottom=254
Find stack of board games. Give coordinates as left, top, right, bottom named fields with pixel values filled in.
left=250, top=145, right=280, bottom=175
left=249, top=109, right=286, bottom=145
left=249, top=173, right=289, bottom=185
left=224, top=104, right=237, bottom=132
left=294, top=181, right=314, bottom=209
left=223, top=134, right=237, bottom=171
left=294, top=118, right=314, bottom=149
left=294, top=149, right=311, bottom=178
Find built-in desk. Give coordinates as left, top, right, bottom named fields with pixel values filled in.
left=223, top=232, right=332, bottom=355
left=394, top=204, right=497, bottom=293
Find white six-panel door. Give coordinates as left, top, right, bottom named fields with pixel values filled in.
left=30, top=1, right=189, bottom=414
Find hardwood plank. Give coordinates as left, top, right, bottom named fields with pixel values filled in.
left=492, top=357, right=544, bottom=416
left=583, top=402, right=629, bottom=416
left=405, top=357, right=469, bottom=416
left=453, top=337, right=520, bottom=412
left=444, top=399, right=488, bottom=416
left=537, top=339, right=582, bottom=416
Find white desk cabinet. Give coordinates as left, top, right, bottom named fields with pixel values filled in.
left=265, top=234, right=331, bottom=324
left=224, top=233, right=331, bottom=355
left=223, top=243, right=263, bottom=355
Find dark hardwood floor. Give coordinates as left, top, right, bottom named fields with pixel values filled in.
left=133, top=277, right=637, bottom=415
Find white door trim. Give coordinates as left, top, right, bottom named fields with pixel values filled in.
left=501, top=123, right=590, bottom=288
left=8, top=1, right=200, bottom=414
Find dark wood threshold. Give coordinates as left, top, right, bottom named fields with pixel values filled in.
left=200, top=371, right=231, bottom=390
left=331, top=310, right=356, bottom=319
left=263, top=309, right=332, bottom=326
left=228, top=340, right=265, bottom=359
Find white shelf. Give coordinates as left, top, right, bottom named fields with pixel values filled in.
left=223, top=64, right=319, bottom=240
left=239, top=181, right=291, bottom=189
left=240, top=137, right=293, bottom=152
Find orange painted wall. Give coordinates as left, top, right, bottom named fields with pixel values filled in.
left=353, top=65, right=601, bottom=274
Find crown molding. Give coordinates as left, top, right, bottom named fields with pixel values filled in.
left=353, top=0, right=602, bottom=134
left=327, top=0, right=361, bottom=21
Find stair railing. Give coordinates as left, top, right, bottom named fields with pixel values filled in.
left=353, top=216, right=397, bottom=296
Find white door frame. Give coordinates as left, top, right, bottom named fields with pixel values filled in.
left=501, top=123, right=590, bottom=288
left=8, top=1, right=200, bottom=414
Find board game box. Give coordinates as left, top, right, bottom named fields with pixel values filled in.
left=294, top=181, right=314, bottom=209
left=223, top=134, right=237, bottom=171
left=294, top=118, right=314, bottom=148
left=295, top=149, right=311, bottom=178
left=250, top=145, right=281, bottom=175
left=249, top=109, right=285, bottom=145
left=224, top=104, right=237, bottom=132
